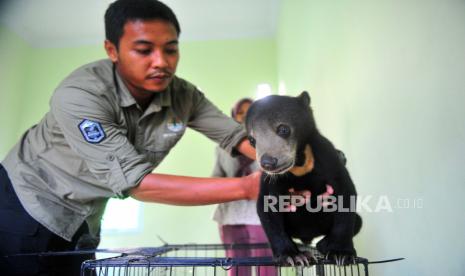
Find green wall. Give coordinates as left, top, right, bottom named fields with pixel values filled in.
left=17, top=46, right=107, bottom=133
left=0, top=26, right=31, bottom=156
left=277, top=0, right=465, bottom=275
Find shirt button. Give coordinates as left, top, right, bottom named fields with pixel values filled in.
left=107, top=154, right=115, bottom=161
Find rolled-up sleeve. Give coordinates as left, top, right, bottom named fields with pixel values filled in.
left=51, top=86, right=154, bottom=198
left=187, top=89, right=247, bottom=155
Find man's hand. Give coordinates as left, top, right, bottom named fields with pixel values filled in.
left=236, top=138, right=256, bottom=160
left=242, top=170, right=261, bottom=200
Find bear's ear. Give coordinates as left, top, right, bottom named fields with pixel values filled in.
left=298, top=91, right=311, bottom=106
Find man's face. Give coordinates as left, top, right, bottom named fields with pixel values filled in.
left=105, top=19, right=179, bottom=98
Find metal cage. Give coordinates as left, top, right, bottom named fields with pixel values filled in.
left=81, top=243, right=370, bottom=276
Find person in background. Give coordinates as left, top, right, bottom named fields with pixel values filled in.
left=212, top=98, right=277, bottom=276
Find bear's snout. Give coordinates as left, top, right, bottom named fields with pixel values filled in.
left=260, top=154, right=278, bottom=171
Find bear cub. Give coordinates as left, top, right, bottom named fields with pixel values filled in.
left=245, top=91, right=362, bottom=266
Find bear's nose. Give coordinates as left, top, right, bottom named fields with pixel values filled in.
left=261, top=154, right=278, bottom=171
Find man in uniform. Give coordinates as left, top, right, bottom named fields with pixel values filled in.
left=0, top=0, right=259, bottom=274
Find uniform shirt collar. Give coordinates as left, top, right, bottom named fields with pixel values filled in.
left=113, top=65, right=172, bottom=111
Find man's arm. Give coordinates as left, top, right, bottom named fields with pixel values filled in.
left=129, top=171, right=260, bottom=205
left=236, top=138, right=256, bottom=160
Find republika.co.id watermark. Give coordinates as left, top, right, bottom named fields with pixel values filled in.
left=263, top=195, right=424, bottom=213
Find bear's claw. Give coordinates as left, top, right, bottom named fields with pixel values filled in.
left=325, top=253, right=357, bottom=266
left=277, top=251, right=317, bottom=267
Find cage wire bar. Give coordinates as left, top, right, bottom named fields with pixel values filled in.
left=81, top=243, right=369, bottom=276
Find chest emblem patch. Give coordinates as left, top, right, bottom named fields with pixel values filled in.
left=166, top=118, right=185, bottom=133
left=78, top=119, right=106, bottom=143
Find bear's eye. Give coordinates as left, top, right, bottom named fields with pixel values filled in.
left=248, top=136, right=256, bottom=148
left=277, top=124, right=291, bottom=138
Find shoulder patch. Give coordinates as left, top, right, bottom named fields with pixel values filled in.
left=78, top=119, right=106, bottom=144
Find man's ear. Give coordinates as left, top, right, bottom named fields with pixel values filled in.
left=298, top=91, right=311, bottom=106
left=104, top=40, right=118, bottom=63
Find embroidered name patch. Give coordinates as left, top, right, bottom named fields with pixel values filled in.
left=78, top=119, right=106, bottom=143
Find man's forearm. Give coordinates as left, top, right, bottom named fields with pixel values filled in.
left=129, top=172, right=259, bottom=205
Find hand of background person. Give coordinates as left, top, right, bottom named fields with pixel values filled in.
left=285, top=184, right=334, bottom=212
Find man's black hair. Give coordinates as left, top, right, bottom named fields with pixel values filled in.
left=105, top=0, right=181, bottom=48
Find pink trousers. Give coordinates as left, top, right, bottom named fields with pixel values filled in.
left=220, top=224, right=277, bottom=276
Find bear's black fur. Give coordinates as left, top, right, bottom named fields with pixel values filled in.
left=245, top=91, right=362, bottom=265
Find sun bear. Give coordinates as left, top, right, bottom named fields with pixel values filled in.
left=245, top=91, right=362, bottom=266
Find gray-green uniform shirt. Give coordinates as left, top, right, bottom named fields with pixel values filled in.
left=1, top=59, right=246, bottom=241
